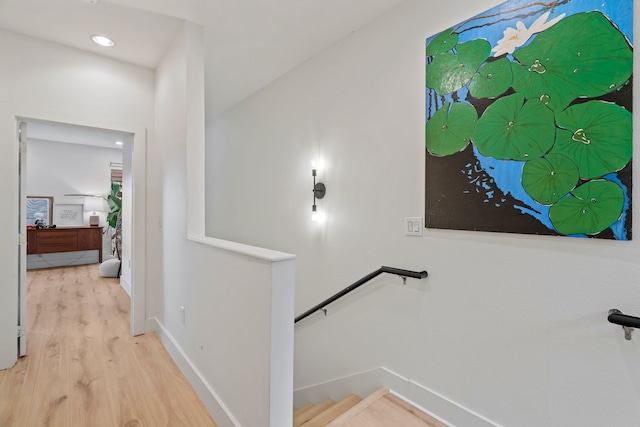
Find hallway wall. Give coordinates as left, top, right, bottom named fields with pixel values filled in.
left=205, top=1, right=640, bottom=425
left=148, top=21, right=295, bottom=427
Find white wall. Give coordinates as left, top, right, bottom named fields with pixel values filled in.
left=26, top=139, right=121, bottom=267
left=206, top=1, right=640, bottom=426
left=0, top=28, right=154, bottom=369
left=149, top=21, right=294, bottom=427
left=26, top=139, right=121, bottom=213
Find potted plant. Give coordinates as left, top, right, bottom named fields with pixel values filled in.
left=99, top=183, right=122, bottom=278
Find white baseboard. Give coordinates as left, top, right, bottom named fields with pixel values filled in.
left=147, top=317, right=241, bottom=427
left=293, top=367, right=501, bottom=427
left=119, top=276, right=131, bottom=297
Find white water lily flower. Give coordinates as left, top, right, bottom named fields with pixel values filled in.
left=491, top=11, right=566, bottom=57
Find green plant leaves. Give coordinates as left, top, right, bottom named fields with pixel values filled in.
left=551, top=101, right=632, bottom=180
left=469, top=58, right=513, bottom=98
left=107, top=184, right=122, bottom=229
left=426, top=101, right=478, bottom=156
left=426, top=39, right=491, bottom=95
left=511, top=11, right=633, bottom=112
left=549, top=180, right=624, bottom=235
left=472, top=92, right=555, bottom=161
left=522, top=154, right=579, bottom=205
left=426, top=28, right=458, bottom=56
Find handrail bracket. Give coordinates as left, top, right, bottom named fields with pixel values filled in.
left=608, top=309, right=638, bottom=341
left=623, top=325, right=633, bottom=340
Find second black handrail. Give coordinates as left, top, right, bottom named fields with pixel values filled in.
left=294, top=266, right=428, bottom=323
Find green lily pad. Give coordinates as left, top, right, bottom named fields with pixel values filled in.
left=426, top=39, right=491, bottom=95
left=511, top=11, right=633, bottom=112
left=549, top=179, right=624, bottom=235
left=522, top=154, right=579, bottom=205
left=426, top=101, right=478, bottom=156
left=469, top=58, right=513, bottom=99
left=426, top=28, right=458, bottom=56
left=472, top=92, right=555, bottom=161
left=551, top=101, right=632, bottom=179
left=456, top=39, right=492, bottom=69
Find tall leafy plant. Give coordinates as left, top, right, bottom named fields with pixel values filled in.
left=106, top=183, right=121, bottom=229
left=106, top=183, right=122, bottom=260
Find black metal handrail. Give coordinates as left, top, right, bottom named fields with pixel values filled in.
left=294, top=266, right=428, bottom=323
left=608, top=309, right=640, bottom=328
left=608, top=309, right=640, bottom=340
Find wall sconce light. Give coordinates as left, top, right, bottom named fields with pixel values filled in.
left=312, top=161, right=326, bottom=221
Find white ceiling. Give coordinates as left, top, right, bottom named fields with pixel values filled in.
left=26, top=121, right=126, bottom=150
left=199, top=0, right=406, bottom=115
left=0, top=0, right=184, bottom=69
left=0, top=0, right=405, bottom=115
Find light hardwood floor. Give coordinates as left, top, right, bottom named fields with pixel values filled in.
left=0, top=264, right=217, bottom=427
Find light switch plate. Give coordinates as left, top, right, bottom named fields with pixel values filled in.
left=405, top=217, right=423, bottom=236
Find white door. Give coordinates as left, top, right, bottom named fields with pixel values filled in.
left=17, top=121, right=27, bottom=357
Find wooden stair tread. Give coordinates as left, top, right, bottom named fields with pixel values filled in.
left=384, top=393, right=447, bottom=426
left=341, top=393, right=447, bottom=427
left=326, top=387, right=388, bottom=427
left=300, top=394, right=361, bottom=427
left=294, top=402, right=314, bottom=417
left=294, top=398, right=335, bottom=427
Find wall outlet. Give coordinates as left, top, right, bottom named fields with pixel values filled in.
left=405, top=217, right=423, bottom=236
left=180, top=306, right=185, bottom=324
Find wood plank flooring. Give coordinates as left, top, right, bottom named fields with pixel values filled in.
left=0, top=264, right=217, bottom=427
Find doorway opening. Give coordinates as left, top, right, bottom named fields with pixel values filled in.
left=17, top=118, right=141, bottom=358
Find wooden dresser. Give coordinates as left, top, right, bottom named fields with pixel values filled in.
left=27, top=227, right=103, bottom=262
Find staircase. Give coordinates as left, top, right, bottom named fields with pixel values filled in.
left=293, top=387, right=448, bottom=427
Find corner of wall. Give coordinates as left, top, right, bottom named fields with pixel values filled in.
left=269, top=259, right=296, bottom=426
left=119, top=276, right=131, bottom=297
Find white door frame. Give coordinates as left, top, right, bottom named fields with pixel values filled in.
left=16, top=116, right=148, bottom=342
left=17, top=122, right=27, bottom=357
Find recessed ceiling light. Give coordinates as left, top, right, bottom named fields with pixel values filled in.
left=115, top=141, right=123, bottom=146
left=91, top=34, right=116, bottom=47
left=83, top=0, right=98, bottom=3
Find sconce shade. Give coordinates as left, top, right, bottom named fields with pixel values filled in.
left=314, top=182, right=326, bottom=199
left=84, top=196, right=104, bottom=212
left=311, top=161, right=326, bottom=222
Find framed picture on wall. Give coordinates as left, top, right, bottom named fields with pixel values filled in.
left=425, top=0, right=633, bottom=240
left=26, top=196, right=53, bottom=226
left=54, top=204, right=84, bottom=226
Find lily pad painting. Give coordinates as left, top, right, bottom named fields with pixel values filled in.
left=425, top=0, right=632, bottom=239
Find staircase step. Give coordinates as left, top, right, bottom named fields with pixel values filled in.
left=385, top=393, right=447, bottom=426
left=340, top=392, right=447, bottom=427
left=300, top=394, right=362, bottom=427
left=294, top=403, right=314, bottom=418
left=294, top=398, right=335, bottom=427
left=326, top=387, right=388, bottom=427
